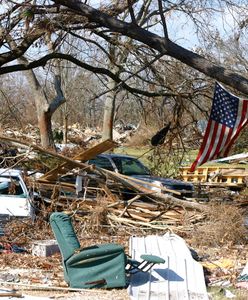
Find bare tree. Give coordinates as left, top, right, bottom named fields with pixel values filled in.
left=0, top=1, right=247, bottom=93
left=0, top=0, right=248, bottom=146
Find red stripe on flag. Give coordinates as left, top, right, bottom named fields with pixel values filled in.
left=212, top=125, right=226, bottom=159
left=200, top=121, right=219, bottom=165
left=219, top=128, right=233, bottom=157
left=224, top=120, right=248, bottom=156
left=223, top=100, right=248, bottom=156
left=189, top=120, right=212, bottom=172
left=190, top=84, right=247, bottom=171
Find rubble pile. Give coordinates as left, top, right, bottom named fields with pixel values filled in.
left=1, top=123, right=137, bottom=147
left=0, top=135, right=247, bottom=298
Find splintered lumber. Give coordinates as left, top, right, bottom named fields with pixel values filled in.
left=41, top=139, right=117, bottom=181
left=0, top=293, right=22, bottom=298
left=56, top=195, right=205, bottom=228
left=107, top=215, right=172, bottom=230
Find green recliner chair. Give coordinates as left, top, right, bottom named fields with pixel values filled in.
left=50, top=212, right=165, bottom=289
left=50, top=212, right=126, bottom=289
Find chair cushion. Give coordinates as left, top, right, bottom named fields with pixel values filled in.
left=50, top=212, right=80, bottom=260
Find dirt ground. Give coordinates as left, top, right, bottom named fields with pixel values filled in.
left=0, top=228, right=247, bottom=299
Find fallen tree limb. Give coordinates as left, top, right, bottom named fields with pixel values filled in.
left=101, top=169, right=206, bottom=211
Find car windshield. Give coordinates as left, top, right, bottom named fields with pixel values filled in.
left=111, top=157, right=150, bottom=176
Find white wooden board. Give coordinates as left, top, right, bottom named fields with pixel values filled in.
left=128, top=233, right=208, bottom=300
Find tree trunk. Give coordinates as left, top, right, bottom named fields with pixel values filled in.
left=102, top=48, right=119, bottom=141
left=102, top=79, right=117, bottom=141
left=38, top=111, right=54, bottom=149
left=63, top=110, right=68, bottom=144
left=6, top=36, right=65, bottom=149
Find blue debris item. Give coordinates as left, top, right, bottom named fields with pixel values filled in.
left=12, top=244, right=27, bottom=253
left=237, top=262, right=248, bottom=282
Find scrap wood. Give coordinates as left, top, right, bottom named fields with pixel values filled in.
left=34, top=181, right=76, bottom=193
left=103, top=170, right=181, bottom=196
left=112, top=207, right=204, bottom=223
left=40, top=139, right=117, bottom=181
left=0, top=135, right=206, bottom=215
left=107, top=195, right=141, bottom=208
left=119, top=173, right=181, bottom=195
left=113, top=208, right=180, bottom=222
left=53, top=196, right=205, bottom=227
left=113, top=209, right=150, bottom=222
left=118, top=196, right=141, bottom=217
left=98, top=183, right=119, bottom=203
left=108, top=214, right=173, bottom=230
left=133, top=207, right=182, bottom=220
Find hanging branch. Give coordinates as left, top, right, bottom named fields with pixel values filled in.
left=127, top=0, right=137, bottom=25
left=158, top=0, right=168, bottom=39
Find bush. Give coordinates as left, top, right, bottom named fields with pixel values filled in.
left=188, top=204, right=247, bottom=247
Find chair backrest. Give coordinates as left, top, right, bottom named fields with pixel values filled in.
left=50, top=212, right=80, bottom=261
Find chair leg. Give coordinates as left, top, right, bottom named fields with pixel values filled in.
left=127, top=254, right=165, bottom=274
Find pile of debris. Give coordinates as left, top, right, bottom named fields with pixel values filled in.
left=0, top=134, right=247, bottom=299
left=1, top=135, right=247, bottom=233
left=1, top=123, right=137, bottom=148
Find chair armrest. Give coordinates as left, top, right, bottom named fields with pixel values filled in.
left=140, top=254, right=165, bottom=264
left=126, top=254, right=165, bottom=274
left=67, top=243, right=124, bottom=266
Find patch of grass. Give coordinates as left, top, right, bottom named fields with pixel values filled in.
left=113, top=146, right=152, bottom=166
left=114, top=146, right=150, bottom=158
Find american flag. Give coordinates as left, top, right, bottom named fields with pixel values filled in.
left=190, top=82, right=248, bottom=172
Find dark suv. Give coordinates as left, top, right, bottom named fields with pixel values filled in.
left=88, top=154, right=194, bottom=199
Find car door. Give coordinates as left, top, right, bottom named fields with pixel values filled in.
left=0, top=174, right=30, bottom=217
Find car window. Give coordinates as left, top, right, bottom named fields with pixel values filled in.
left=88, top=157, right=115, bottom=171
left=112, top=157, right=150, bottom=176
left=0, top=176, right=24, bottom=196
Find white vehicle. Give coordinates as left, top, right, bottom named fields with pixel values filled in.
left=0, top=168, right=34, bottom=217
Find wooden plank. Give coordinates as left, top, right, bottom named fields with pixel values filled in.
left=40, top=139, right=117, bottom=181
left=180, top=166, right=247, bottom=187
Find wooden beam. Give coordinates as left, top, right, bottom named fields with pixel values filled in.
left=40, top=139, right=117, bottom=181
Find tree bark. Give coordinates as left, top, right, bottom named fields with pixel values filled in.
left=24, top=69, right=57, bottom=149
left=38, top=110, right=54, bottom=149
